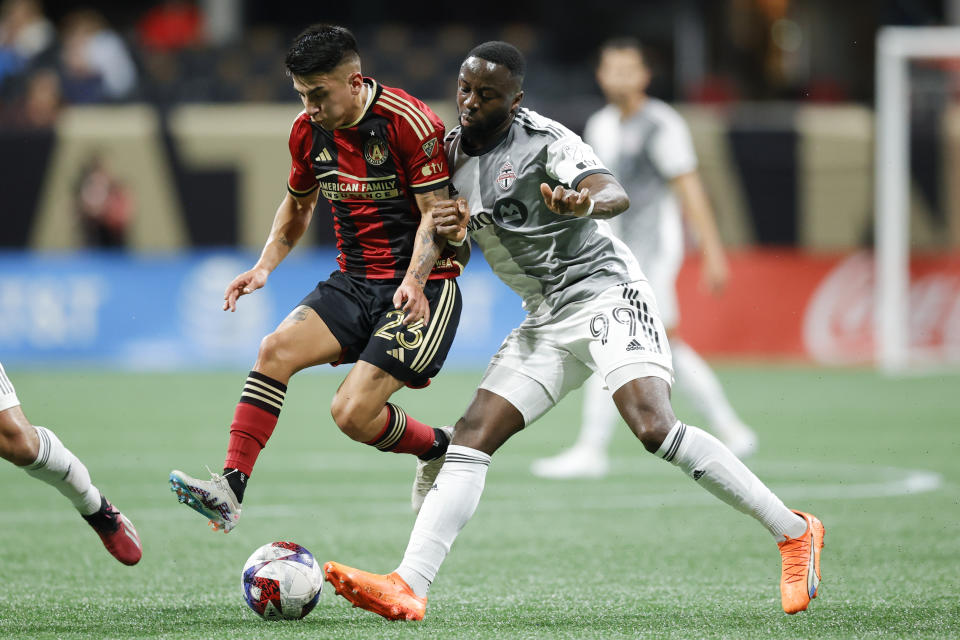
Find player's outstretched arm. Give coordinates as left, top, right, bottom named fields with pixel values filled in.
left=538, top=173, right=629, bottom=219
left=393, top=187, right=449, bottom=326
left=224, top=190, right=319, bottom=311
left=671, top=171, right=729, bottom=294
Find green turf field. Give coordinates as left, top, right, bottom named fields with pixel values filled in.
left=1, top=366, right=958, bottom=639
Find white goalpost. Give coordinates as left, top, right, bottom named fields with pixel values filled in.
left=875, top=26, right=960, bottom=374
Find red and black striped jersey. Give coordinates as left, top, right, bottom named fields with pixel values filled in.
left=288, top=78, right=459, bottom=280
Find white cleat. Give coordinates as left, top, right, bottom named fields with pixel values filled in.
left=169, top=468, right=241, bottom=533
left=411, top=425, right=453, bottom=513
left=530, top=446, right=609, bottom=479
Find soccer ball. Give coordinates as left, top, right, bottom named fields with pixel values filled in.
left=241, top=541, right=323, bottom=620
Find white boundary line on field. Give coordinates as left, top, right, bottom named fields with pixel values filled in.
left=0, top=461, right=945, bottom=522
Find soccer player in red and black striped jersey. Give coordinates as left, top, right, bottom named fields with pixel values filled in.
left=170, top=24, right=468, bottom=533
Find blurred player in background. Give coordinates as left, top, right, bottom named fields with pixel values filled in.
left=170, top=24, right=462, bottom=533
left=324, top=41, right=823, bottom=620
left=532, top=37, right=756, bottom=480
left=0, top=362, right=142, bottom=565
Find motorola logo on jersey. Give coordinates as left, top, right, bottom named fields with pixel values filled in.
left=466, top=211, right=494, bottom=234
left=492, top=198, right=527, bottom=229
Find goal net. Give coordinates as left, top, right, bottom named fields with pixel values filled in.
left=875, top=26, right=960, bottom=374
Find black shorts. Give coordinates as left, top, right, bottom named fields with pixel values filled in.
left=299, top=271, right=462, bottom=388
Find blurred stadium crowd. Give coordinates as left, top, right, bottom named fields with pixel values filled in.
left=1, top=0, right=958, bottom=254
left=1, top=0, right=958, bottom=369
left=0, top=0, right=953, bottom=128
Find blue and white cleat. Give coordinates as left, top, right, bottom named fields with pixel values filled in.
left=169, top=468, right=241, bottom=533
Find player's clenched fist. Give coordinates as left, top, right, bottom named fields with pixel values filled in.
left=431, top=198, right=469, bottom=244
left=539, top=183, right=592, bottom=217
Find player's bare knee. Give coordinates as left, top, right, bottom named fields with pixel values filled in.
left=450, top=414, right=521, bottom=456
left=256, top=332, right=285, bottom=366
left=621, top=403, right=675, bottom=453
left=329, top=394, right=371, bottom=442
left=0, top=421, right=39, bottom=466
left=255, top=332, right=298, bottom=377
left=614, top=379, right=676, bottom=452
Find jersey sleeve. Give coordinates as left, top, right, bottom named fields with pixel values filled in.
left=287, top=116, right=319, bottom=197
left=544, top=135, right=611, bottom=190
left=388, top=97, right=450, bottom=195
left=649, top=111, right=698, bottom=180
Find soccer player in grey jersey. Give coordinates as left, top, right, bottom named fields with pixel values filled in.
left=532, top=38, right=757, bottom=480
left=324, top=41, right=825, bottom=619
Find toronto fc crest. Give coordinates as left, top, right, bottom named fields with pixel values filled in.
left=496, top=160, right=516, bottom=191
left=364, top=135, right=389, bottom=166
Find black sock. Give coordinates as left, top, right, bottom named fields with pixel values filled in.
left=419, top=427, right=451, bottom=461
left=223, top=468, right=248, bottom=503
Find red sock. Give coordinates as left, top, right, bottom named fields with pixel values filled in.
left=223, top=371, right=287, bottom=475
left=366, top=403, right=436, bottom=457
left=224, top=403, right=279, bottom=476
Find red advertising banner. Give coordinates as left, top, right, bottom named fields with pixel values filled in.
left=675, top=250, right=960, bottom=364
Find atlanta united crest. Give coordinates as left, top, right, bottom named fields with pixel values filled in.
left=496, top=160, right=516, bottom=190
left=364, top=135, right=389, bottom=166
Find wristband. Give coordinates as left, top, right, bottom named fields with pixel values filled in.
left=447, top=234, right=466, bottom=247
left=580, top=199, right=595, bottom=217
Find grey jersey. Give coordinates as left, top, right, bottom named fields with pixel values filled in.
left=583, top=99, right=697, bottom=259
left=447, top=107, right=644, bottom=322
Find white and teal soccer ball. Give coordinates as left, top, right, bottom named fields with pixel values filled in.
left=241, top=541, right=323, bottom=620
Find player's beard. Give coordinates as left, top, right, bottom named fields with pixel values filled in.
left=460, top=107, right=512, bottom=146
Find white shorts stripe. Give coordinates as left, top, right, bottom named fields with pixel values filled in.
left=0, top=362, right=20, bottom=412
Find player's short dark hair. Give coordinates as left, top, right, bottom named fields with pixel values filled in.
left=467, top=41, right=526, bottom=83
left=285, top=24, right=360, bottom=77
left=599, top=37, right=645, bottom=58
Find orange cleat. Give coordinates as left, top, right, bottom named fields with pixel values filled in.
left=778, top=510, right=825, bottom=614
left=324, top=561, right=426, bottom=621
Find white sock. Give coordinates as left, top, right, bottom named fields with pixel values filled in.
left=396, top=445, right=491, bottom=597
left=672, top=340, right=742, bottom=432
left=657, top=421, right=806, bottom=542
left=23, top=426, right=102, bottom=516
left=573, top=374, right=618, bottom=453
